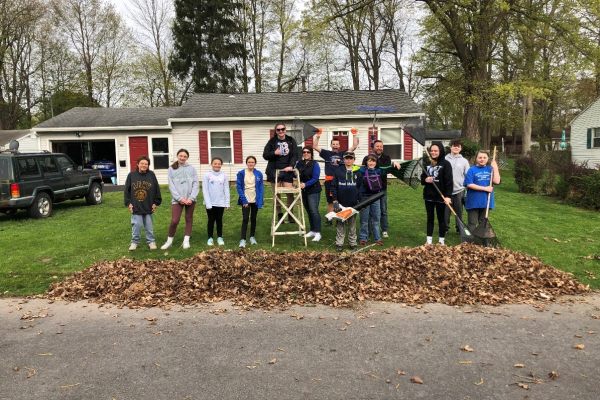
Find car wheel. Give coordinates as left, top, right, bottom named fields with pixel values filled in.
left=86, top=182, right=103, bottom=205
left=28, top=192, right=52, bottom=219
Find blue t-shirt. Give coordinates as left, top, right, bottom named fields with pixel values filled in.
left=463, top=165, right=496, bottom=210
left=319, top=149, right=348, bottom=176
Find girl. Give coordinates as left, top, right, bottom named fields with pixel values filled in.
left=463, top=150, right=501, bottom=233
left=161, top=149, right=200, bottom=250
left=202, top=157, right=230, bottom=246
left=358, top=155, right=385, bottom=245
left=421, top=142, right=453, bottom=245
left=236, top=156, right=264, bottom=248
left=295, top=146, right=322, bottom=241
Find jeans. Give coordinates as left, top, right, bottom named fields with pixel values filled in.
left=359, top=195, right=381, bottom=242
left=444, top=191, right=465, bottom=232
left=131, top=214, right=155, bottom=244
left=302, top=191, right=322, bottom=233
left=380, top=190, right=388, bottom=232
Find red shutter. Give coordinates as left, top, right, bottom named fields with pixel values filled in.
left=403, top=132, right=413, bottom=160
left=199, top=131, right=209, bottom=164
left=368, top=127, right=378, bottom=152
left=270, top=129, right=275, bottom=138
left=305, top=137, right=313, bottom=147
left=233, top=129, right=243, bottom=164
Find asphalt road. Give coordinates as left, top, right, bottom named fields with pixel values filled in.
left=1, top=296, right=599, bottom=400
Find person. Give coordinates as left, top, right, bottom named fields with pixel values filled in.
left=202, top=157, right=230, bottom=246
left=161, top=149, right=200, bottom=250
left=463, top=150, right=501, bottom=233
left=421, top=142, right=453, bottom=245
left=313, top=128, right=358, bottom=226
left=263, top=122, right=298, bottom=224
left=444, top=139, right=470, bottom=237
left=361, top=140, right=400, bottom=239
left=236, top=156, right=264, bottom=248
left=295, top=146, right=322, bottom=241
left=330, top=151, right=363, bottom=252
left=124, top=155, right=162, bottom=251
left=358, top=155, right=385, bottom=246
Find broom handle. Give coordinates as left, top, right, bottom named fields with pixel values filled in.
left=484, top=147, right=497, bottom=218
left=422, top=149, right=458, bottom=216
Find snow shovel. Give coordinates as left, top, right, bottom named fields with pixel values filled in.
left=472, top=148, right=500, bottom=248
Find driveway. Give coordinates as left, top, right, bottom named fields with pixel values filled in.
left=1, top=296, right=599, bottom=399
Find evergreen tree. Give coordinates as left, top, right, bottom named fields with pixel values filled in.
left=169, top=0, right=247, bottom=93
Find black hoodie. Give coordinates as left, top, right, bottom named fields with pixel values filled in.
left=421, top=141, right=453, bottom=201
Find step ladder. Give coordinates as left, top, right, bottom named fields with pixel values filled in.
left=271, top=169, right=307, bottom=247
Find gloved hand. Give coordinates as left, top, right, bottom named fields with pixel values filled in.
left=333, top=202, right=341, bottom=212
left=350, top=127, right=357, bottom=135
left=317, top=128, right=323, bottom=136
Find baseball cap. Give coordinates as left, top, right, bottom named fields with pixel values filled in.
left=343, top=151, right=355, bottom=159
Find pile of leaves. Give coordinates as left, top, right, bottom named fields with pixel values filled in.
left=45, top=244, right=589, bottom=309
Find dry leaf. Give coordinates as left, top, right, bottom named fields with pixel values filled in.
left=573, top=344, right=585, bottom=350
left=514, top=363, right=525, bottom=368
left=458, top=361, right=472, bottom=364
left=269, top=358, right=277, bottom=364
left=411, top=376, right=424, bottom=384
left=461, top=345, right=473, bottom=352
left=397, top=371, right=406, bottom=375
left=475, top=378, right=484, bottom=386
left=548, top=371, right=558, bottom=380
left=517, top=383, right=529, bottom=390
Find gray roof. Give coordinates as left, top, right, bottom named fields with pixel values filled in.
left=0, top=130, right=32, bottom=146
left=35, top=107, right=177, bottom=129
left=171, top=89, right=423, bottom=119
left=425, top=130, right=462, bottom=140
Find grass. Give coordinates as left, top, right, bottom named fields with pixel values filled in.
left=1, top=169, right=599, bottom=295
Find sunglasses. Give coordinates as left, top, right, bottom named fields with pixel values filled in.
left=302, top=151, right=311, bottom=154
left=276, top=128, right=286, bottom=132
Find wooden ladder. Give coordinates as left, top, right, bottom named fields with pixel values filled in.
left=271, top=169, right=307, bottom=247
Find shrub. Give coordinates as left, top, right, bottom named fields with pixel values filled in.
left=460, top=138, right=480, bottom=161
left=514, top=156, right=541, bottom=193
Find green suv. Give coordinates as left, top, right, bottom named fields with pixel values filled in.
left=0, top=147, right=104, bottom=218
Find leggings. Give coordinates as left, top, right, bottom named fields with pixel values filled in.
left=425, top=200, right=447, bottom=237
left=168, top=202, right=196, bottom=237
left=206, top=207, right=225, bottom=238
left=241, top=203, right=258, bottom=240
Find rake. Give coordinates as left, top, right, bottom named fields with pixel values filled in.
left=471, top=148, right=500, bottom=247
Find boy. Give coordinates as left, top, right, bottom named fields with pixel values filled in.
left=330, top=151, right=363, bottom=252
left=444, top=138, right=470, bottom=236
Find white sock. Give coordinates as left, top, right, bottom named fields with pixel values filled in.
left=439, top=237, right=445, bottom=245
left=165, top=237, right=174, bottom=244
left=426, top=236, right=433, bottom=244
left=183, top=235, right=190, bottom=243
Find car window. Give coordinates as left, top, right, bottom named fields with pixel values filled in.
left=0, top=158, right=12, bottom=180
left=56, top=155, right=76, bottom=172
left=17, top=157, right=41, bottom=177
left=39, top=156, right=60, bottom=174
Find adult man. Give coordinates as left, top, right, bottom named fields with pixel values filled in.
left=313, top=128, right=358, bottom=226
left=444, top=138, right=470, bottom=236
left=263, top=122, right=298, bottom=223
left=361, top=140, right=400, bottom=238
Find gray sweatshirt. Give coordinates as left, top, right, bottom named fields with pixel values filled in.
left=445, top=153, right=470, bottom=194
left=202, top=170, right=230, bottom=208
left=167, top=163, right=200, bottom=204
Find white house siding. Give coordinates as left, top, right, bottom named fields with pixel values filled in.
left=169, top=117, right=423, bottom=185
left=571, top=97, right=600, bottom=168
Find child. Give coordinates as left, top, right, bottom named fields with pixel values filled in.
left=330, top=151, right=362, bottom=252
left=295, top=146, right=322, bottom=241
left=162, top=149, right=200, bottom=250
left=358, top=155, right=385, bottom=245
left=124, top=155, right=162, bottom=251
left=202, top=157, right=230, bottom=246
left=463, top=150, right=501, bottom=233
left=444, top=138, right=470, bottom=237
left=236, top=156, right=264, bottom=248
left=421, top=142, right=453, bottom=245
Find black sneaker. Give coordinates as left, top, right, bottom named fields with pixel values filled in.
left=325, top=220, right=332, bottom=227
left=278, top=213, right=285, bottom=223
left=336, top=245, right=343, bottom=252
left=350, top=245, right=358, bottom=251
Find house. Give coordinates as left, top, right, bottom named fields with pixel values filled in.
left=0, top=130, right=39, bottom=152
left=33, top=90, right=425, bottom=184
left=424, top=130, right=461, bottom=149
left=570, top=96, right=600, bottom=168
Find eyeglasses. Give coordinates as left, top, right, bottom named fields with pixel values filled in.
left=276, top=128, right=286, bottom=132
left=302, top=151, right=311, bottom=154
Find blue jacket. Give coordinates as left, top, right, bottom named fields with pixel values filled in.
left=331, top=167, right=363, bottom=208
left=236, top=169, right=264, bottom=209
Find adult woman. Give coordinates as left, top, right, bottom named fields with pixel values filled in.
left=421, top=142, right=453, bottom=245
left=295, top=146, right=322, bottom=241
left=161, top=149, right=200, bottom=250
left=236, top=156, right=264, bottom=248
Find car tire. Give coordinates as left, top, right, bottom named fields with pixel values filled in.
left=86, top=182, right=103, bottom=205
left=28, top=192, right=52, bottom=219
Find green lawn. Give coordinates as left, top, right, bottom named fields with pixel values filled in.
left=1, top=170, right=598, bottom=295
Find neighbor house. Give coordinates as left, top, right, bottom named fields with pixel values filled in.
left=570, top=96, right=600, bottom=168
left=33, top=90, right=425, bottom=184
left=0, top=130, right=39, bottom=152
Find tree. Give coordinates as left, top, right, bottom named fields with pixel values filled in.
left=170, top=0, right=247, bottom=93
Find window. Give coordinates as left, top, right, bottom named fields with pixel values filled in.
left=210, top=131, right=232, bottom=163
left=594, top=128, right=600, bottom=148
left=151, top=138, right=170, bottom=169
left=17, top=158, right=41, bottom=177
left=381, top=128, right=403, bottom=160
left=56, top=155, right=76, bottom=172
left=0, top=158, right=12, bottom=180
left=39, top=156, right=60, bottom=174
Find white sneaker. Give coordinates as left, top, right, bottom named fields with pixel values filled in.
left=312, top=233, right=322, bottom=242
left=305, top=231, right=315, bottom=238
left=128, top=243, right=137, bottom=251
left=239, top=239, right=246, bottom=248
left=382, top=231, right=389, bottom=238
left=217, top=237, right=225, bottom=246
left=207, top=238, right=214, bottom=246
left=148, top=242, right=157, bottom=250
left=182, top=241, right=190, bottom=249
left=249, top=237, right=257, bottom=245
left=160, top=242, right=172, bottom=250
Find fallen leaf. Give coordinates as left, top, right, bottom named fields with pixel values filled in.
left=397, top=371, right=406, bottom=375
left=269, top=358, right=277, bottom=364
left=548, top=371, right=558, bottom=380
left=514, top=364, right=525, bottom=368
left=461, top=345, right=473, bottom=352
left=246, top=366, right=256, bottom=369
left=458, top=361, right=472, bottom=364
left=475, top=378, right=484, bottom=386
left=411, top=376, right=424, bottom=384
left=60, top=383, right=80, bottom=389
left=518, top=383, right=529, bottom=390
left=573, top=344, right=585, bottom=350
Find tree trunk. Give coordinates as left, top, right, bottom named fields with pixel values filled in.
left=522, top=92, right=533, bottom=155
